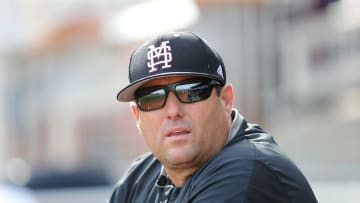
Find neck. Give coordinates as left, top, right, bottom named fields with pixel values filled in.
left=163, top=167, right=197, bottom=187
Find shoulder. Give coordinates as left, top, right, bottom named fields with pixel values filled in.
left=108, top=152, right=161, bottom=203
left=237, top=135, right=317, bottom=202
left=121, top=152, right=157, bottom=179
left=188, top=134, right=317, bottom=202
left=248, top=140, right=317, bottom=202
left=225, top=119, right=309, bottom=189
left=185, top=140, right=257, bottom=202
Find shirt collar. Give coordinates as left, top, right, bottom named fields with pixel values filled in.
left=225, top=108, right=243, bottom=144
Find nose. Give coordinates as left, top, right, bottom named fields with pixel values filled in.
left=164, top=92, right=184, bottom=119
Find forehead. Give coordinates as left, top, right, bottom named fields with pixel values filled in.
left=141, top=75, right=196, bottom=87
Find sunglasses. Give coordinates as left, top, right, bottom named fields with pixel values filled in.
left=135, top=78, right=222, bottom=111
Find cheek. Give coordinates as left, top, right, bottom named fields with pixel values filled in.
left=191, top=98, right=228, bottom=139
left=189, top=102, right=216, bottom=132
left=137, top=115, right=162, bottom=147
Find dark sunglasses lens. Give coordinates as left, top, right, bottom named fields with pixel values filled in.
left=136, top=79, right=219, bottom=111
left=137, top=88, right=166, bottom=111
left=176, top=81, right=213, bottom=103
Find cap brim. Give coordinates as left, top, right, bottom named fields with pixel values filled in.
left=116, top=72, right=221, bottom=102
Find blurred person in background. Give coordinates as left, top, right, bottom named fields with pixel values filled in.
left=109, top=32, right=317, bottom=202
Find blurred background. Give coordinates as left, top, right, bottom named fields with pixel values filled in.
left=0, top=0, right=359, bottom=202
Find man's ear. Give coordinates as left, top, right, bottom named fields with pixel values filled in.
left=220, top=84, right=234, bottom=114
left=130, top=102, right=143, bottom=135
left=130, top=102, right=139, bottom=121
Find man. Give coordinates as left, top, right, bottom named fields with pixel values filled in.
left=110, top=32, right=317, bottom=202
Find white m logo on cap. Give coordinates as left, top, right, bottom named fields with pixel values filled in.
left=147, top=41, right=172, bottom=73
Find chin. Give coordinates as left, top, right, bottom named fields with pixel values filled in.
left=164, top=149, right=197, bottom=165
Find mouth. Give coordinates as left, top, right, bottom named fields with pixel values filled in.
left=167, top=130, right=190, bottom=137
left=165, top=128, right=191, bottom=138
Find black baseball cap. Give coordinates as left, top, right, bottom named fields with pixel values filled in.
left=116, top=31, right=226, bottom=102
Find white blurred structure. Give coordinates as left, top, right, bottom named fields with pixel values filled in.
left=102, top=0, right=199, bottom=43
left=0, top=184, right=38, bottom=203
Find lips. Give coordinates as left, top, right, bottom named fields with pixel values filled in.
left=164, top=127, right=191, bottom=138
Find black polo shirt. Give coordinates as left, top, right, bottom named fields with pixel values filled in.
left=108, top=109, right=317, bottom=203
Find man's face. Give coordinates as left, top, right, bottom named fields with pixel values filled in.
left=130, top=76, right=233, bottom=171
